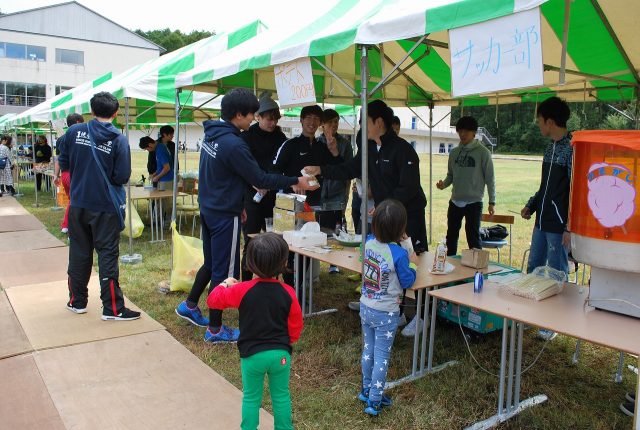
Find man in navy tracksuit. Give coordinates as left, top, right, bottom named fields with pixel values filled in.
left=175, top=88, right=317, bottom=343
left=58, top=92, right=140, bottom=321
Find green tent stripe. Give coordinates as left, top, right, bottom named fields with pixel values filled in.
left=228, top=21, right=261, bottom=49
left=542, top=0, right=630, bottom=82
left=92, top=71, right=112, bottom=87
left=273, top=0, right=362, bottom=53
left=135, top=99, right=156, bottom=124
left=239, top=53, right=271, bottom=74
left=156, top=53, right=196, bottom=104
left=309, top=29, right=359, bottom=58
left=51, top=93, right=72, bottom=109
left=425, top=0, right=515, bottom=33
left=397, top=40, right=451, bottom=93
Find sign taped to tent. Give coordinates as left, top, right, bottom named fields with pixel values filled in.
left=274, top=57, right=317, bottom=108
left=450, top=7, right=543, bottom=98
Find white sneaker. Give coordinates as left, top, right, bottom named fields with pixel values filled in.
left=61, top=227, right=68, bottom=234
left=401, top=315, right=423, bottom=337
left=397, top=314, right=407, bottom=327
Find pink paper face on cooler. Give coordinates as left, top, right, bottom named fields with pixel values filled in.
left=587, top=162, right=636, bottom=228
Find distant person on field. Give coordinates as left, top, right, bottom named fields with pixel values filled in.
left=208, top=233, right=303, bottom=430
left=34, top=135, right=52, bottom=192
left=436, top=116, right=496, bottom=256
left=58, top=91, right=139, bottom=321
left=0, top=135, right=16, bottom=196
left=54, top=113, right=84, bottom=234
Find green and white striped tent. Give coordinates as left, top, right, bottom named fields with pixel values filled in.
left=175, top=0, right=638, bottom=106
left=5, top=71, right=114, bottom=128
left=44, top=20, right=265, bottom=126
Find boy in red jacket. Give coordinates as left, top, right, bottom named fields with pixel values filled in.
left=208, top=233, right=303, bottom=430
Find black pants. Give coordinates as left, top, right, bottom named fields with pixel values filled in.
left=317, top=210, right=345, bottom=232
left=36, top=172, right=50, bottom=192
left=446, top=201, right=483, bottom=256
left=351, top=190, right=362, bottom=234
left=241, top=199, right=274, bottom=281
left=406, top=207, right=429, bottom=254
left=67, top=207, right=125, bottom=316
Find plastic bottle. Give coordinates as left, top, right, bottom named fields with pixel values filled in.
left=432, top=239, right=447, bottom=272
left=474, top=271, right=483, bottom=293
left=253, top=191, right=264, bottom=203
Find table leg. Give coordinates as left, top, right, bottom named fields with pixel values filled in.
left=615, top=352, right=624, bottom=384
left=51, top=179, right=62, bottom=211
left=386, top=289, right=457, bottom=390
left=294, top=253, right=300, bottom=299
left=302, top=256, right=307, bottom=316
left=302, top=255, right=337, bottom=318
left=159, top=198, right=164, bottom=241
left=506, top=319, right=516, bottom=412
left=466, top=319, right=547, bottom=430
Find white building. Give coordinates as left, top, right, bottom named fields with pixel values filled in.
left=0, top=1, right=163, bottom=116
left=279, top=105, right=461, bottom=155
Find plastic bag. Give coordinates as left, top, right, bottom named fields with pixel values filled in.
left=170, top=223, right=204, bottom=292
left=505, top=265, right=566, bottom=301
left=56, top=186, right=69, bottom=207
left=121, top=204, right=144, bottom=238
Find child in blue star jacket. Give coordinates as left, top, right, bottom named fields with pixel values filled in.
left=207, top=232, right=303, bottom=430
left=359, top=199, right=418, bottom=416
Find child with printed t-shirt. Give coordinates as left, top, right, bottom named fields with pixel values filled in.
left=358, top=199, right=418, bottom=416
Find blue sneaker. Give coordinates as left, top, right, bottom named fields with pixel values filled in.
left=364, top=399, right=382, bottom=416
left=175, top=301, right=209, bottom=327
left=358, top=388, right=392, bottom=407
left=204, top=325, right=240, bottom=343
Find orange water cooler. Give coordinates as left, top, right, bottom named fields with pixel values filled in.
left=570, top=130, right=640, bottom=318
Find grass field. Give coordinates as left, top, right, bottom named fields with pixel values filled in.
left=20, top=151, right=636, bottom=430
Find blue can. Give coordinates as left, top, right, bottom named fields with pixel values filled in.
left=474, top=271, right=483, bottom=293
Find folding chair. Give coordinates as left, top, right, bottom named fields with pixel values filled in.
left=479, top=213, right=515, bottom=266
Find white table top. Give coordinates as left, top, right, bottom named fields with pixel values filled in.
left=430, top=282, right=640, bottom=355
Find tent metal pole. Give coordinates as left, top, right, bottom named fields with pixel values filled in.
left=428, top=103, right=433, bottom=244
left=369, top=35, right=426, bottom=96
left=31, top=124, right=38, bottom=208
left=49, top=121, right=61, bottom=211
left=120, top=97, right=142, bottom=264
left=559, top=0, right=571, bottom=85
left=312, top=57, right=359, bottom=98
left=360, top=45, right=369, bottom=274
left=12, top=127, right=23, bottom=197
left=169, top=88, right=182, bottom=273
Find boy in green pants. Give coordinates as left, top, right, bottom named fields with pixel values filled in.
left=207, top=233, right=303, bottom=429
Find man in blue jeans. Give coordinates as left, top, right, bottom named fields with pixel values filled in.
left=521, top=96, right=572, bottom=341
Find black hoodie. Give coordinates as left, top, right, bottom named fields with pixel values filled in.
left=322, top=130, right=426, bottom=213
left=199, top=120, right=298, bottom=217
left=58, top=120, right=130, bottom=213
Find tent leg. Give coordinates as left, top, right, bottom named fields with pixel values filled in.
left=428, top=103, right=433, bottom=244
left=31, top=125, right=39, bottom=207
left=49, top=122, right=61, bottom=212
left=360, top=45, right=370, bottom=276
left=120, top=97, right=142, bottom=265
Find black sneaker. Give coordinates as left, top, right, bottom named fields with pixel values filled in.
left=101, top=307, right=141, bottom=321
left=66, top=301, right=87, bottom=314
left=619, top=401, right=635, bottom=417
left=626, top=392, right=636, bottom=403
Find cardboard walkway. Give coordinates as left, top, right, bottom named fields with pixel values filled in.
left=0, top=198, right=273, bottom=429
left=0, top=214, right=44, bottom=232
left=0, top=229, right=65, bottom=252
left=0, top=247, right=70, bottom=288
left=6, top=278, right=164, bottom=350
left=35, top=331, right=274, bottom=429
left=0, top=354, right=66, bottom=429
left=0, top=290, right=32, bottom=359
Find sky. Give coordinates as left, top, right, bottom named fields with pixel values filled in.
left=0, top=0, right=338, bottom=34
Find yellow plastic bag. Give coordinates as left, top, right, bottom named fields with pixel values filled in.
left=121, top=204, right=144, bottom=238
left=170, top=223, right=204, bottom=292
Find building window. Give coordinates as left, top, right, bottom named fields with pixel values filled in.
left=448, top=143, right=454, bottom=153
left=0, top=42, right=46, bottom=61
left=55, top=85, right=73, bottom=95
left=439, top=143, right=446, bottom=153
left=56, top=48, right=84, bottom=65
left=0, top=81, right=46, bottom=107
left=411, top=116, right=417, bottom=130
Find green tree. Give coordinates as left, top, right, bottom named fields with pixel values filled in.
left=134, top=28, right=215, bottom=54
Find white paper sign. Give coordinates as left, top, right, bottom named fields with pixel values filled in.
left=274, top=57, right=317, bottom=108
left=450, top=7, right=543, bottom=98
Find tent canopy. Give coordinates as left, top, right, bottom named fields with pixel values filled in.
left=175, top=0, right=638, bottom=107
left=3, top=20, right=265, bottom=130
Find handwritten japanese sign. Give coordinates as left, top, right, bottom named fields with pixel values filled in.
left=450, top=7, right=543, bottom=98
left=274, top=57, right=317, bottom=108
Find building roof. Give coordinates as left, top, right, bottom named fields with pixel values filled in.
left=0, top=1, right=164, bottom=52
